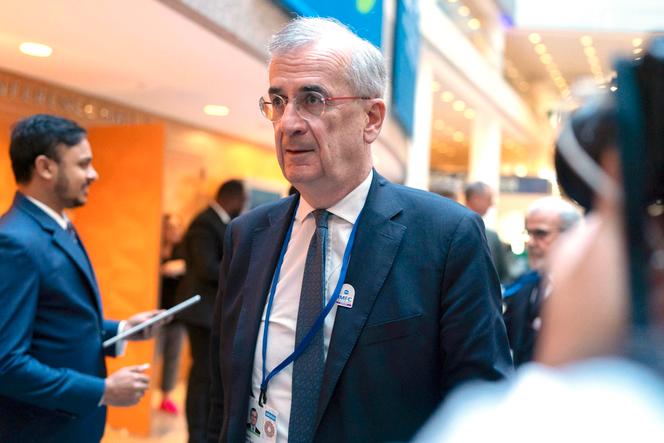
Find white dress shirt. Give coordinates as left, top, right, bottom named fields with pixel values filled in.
left=249, top=170, right=373, bottom=442
left=210, top=200, right=231, bottom=224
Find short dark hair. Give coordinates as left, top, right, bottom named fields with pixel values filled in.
left=555, top=95, right=617, bottom=212
left=216, top=179, right=245, bottom=201
left=9, top=114, right=87, bottom=184
left=464, top=181, right=490, bottom=201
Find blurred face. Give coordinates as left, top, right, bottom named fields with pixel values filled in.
left=525, top=210, right=563, bottom=271
left=163, top=215, right=183, bottom=244
left=53, top=139, right=98, bottom=209
left=267, top=44, right=376, bottom=198
left=468, top=190, right=493, bottom=217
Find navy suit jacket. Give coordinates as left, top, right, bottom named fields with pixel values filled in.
left=0, top=193, right=120, bottom=443
left=503, top=271, right=543, bottom=367
left=176, top=206, right=228, bottom=329
left=208, top=173, right=513, bottom=442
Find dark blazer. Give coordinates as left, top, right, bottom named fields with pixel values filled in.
left=503, top=271, right=543, bottom=367
left=0, top=193, right=120, bottom=443
left=176, top=206, right=228, bottom=328
left=208, top=173, right=513, bottom=443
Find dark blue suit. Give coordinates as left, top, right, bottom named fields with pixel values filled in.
left=208, top=173, right=513, bottom=442
left=0, top=193, right=120, bottom=443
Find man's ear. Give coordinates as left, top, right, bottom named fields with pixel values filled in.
left=363, top=99, right=386, bottom=144
left=33, top=155, right=57, bottom=180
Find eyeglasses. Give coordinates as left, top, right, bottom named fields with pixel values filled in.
left=259, top=90, right=370, bottom=122
left=523, top=228, right=561, bottom=241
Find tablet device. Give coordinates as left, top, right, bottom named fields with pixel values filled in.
left=103, top=294, right=201, bottom=348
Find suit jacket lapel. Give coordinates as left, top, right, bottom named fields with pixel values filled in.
left=14, top=193, right=103, bottom=314
left=229, top=196, right=298, bottom=427
left=315, top=173, right=406, bottom=427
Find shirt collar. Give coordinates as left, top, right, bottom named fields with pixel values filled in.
left=25, top=195, right=69, bottom=230
left=210, top=200, right=231, bottom=224
left=296, top=170, right=373, bottom=225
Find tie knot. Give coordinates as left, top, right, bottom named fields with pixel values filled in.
left=312, top=209, right=329, bottom=229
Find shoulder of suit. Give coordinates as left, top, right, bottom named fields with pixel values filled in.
left=380, top=181, right=474, bottom=221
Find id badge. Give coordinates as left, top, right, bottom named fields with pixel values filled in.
left=246, top=396, right=278, bottom=442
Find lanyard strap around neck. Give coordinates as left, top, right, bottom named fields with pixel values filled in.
left=259, top=202, right=364, bottom=405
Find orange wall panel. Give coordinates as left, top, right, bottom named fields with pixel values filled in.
left=73, top=124, right=165, bottom=437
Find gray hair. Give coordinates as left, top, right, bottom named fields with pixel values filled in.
left=268, top=17, right=387, bottom=98
left=464, top=181, right=491, bottom=201
left=527, top=197, right=582, bottom=232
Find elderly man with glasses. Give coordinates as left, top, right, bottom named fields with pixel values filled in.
left=207, top=17, right=512, bottom=443
left=503, top=197, right=581, bottom=367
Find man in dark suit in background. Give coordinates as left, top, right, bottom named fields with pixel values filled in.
left=0, top=114, right=166, bottom=443
left=503, top=197, right=580, bottom=366
left=176, top=179, right=246, bottom=443
left=465, top=181, right=510, bottom=283
left=208, top=18, right=512, bottom=443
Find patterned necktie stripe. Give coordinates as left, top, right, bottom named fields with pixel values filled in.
left=289, top=209, right=329, bottom=443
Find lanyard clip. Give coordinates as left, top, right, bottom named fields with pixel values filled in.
left=259, top=387, right=267, bottom=407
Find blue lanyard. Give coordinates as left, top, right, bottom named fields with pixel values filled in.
left=258, top=202, right=364, bottom=406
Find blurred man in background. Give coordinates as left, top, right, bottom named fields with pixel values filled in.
left=0, top=114, right=165, bottom=443
left=176, top=179, right=246, bottom=443
left=503, top=197, right=580, bottom=366
left=465, top=181, right=509, bottom=282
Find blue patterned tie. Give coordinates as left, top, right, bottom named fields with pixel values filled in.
left=66, top=222, right=78, bottom=244
left=289, top=209, right=329, bottom=442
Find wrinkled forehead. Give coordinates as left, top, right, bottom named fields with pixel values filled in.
left=268, top=41, right=352, bottom=89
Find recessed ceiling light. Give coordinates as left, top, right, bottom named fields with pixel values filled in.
left=633, top=48, right=643, bottom=54
left=458, top=6, right=470, bottom=16
left=452, top=131, right=465, bottom=142
left=632, top=37, right=643, bottom=47
left=528, top=33, right=541, bottom=44
left=441, top=91, right=455, bottom=102
left=434, top=119, right=445, bottom=130
left=464, top=109, right=476, bottom=119
left=468, top=18, right=481, bottom=30
left=540, top=54, right=553, bottom=64
left=581, top=35, right=593, bottom=47
left=584, top=46, right=597, bottom=57
left=452, top=100, right=466, bottom=112
left=204, top=105, right=230, bottom=116
left=534, top=44, right=547, bottom=55
left=19, top=42, right=52, bottom=58
left=432, top=81, right=441, bottom=92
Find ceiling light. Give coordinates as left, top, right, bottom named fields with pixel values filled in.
left=452, top=131, right=465, bottom=142
left=458, top=6, right=470, bottom=16
left=632, top=37, right=643, bottom=47
left=204, top=105, right=230, bottom=116
left=514, top=164, right=528, bottom=177
left=633, top=48, right=643, bottom=54
left=447, top=0, right=459, bottom=3
left=19, top=42, right=52, bottom=58
left=540, top=54, right=553, bottom=64
left=528, top=33, right=541, bottom=44
left=432, top=81, right=441, bottom=92
left=434, top=119, right=445, bottom=130
left=468, top=18, right=481, bottom=30
left=464, top=108, right=476, bottom=119
left=441, top=91, right=454, bottom=102
left=584, top=46, right=596, bottom=57
left=452, top=100, right=466, bottom=112
left=581, top=35, right=593, bottom=46
left=610, top=85, right=618, bottom=92
left=534, top=44, right=547, bottom=55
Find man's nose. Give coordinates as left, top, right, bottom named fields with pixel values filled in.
left=89, top=165, right=99, bottom=181
left=278, top=100, right=307, bottom=134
